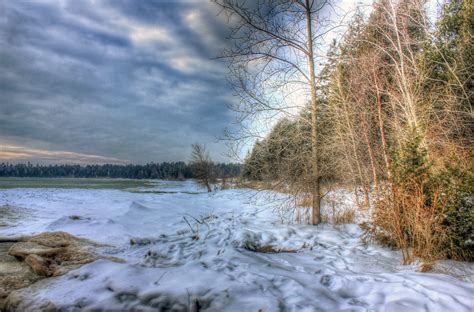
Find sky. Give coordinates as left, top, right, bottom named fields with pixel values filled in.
left=0, top=0, right=240, bottom=164
left=0, top=0, right=383, bottom=165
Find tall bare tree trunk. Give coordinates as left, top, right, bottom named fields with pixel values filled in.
left=336, top=71, right=368, bottom=206
left=373, top=69, right=392, bottom=180
left=205, top=176, right=212, bottom=192
left=305, top=0, right=321, bottom=225
left=215, top=0, right=334, bottom=224
left=360, top=110, right=377, bottom=183
left=361, top=114, right=378, bottom=203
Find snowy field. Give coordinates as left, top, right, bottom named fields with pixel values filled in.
left=0, top=180, right=473, bottom=311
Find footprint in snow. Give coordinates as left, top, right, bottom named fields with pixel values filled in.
left=320, top=275, right=332, bottom=287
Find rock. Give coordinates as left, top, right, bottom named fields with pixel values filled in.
left=24, top=255, right=53, bottom=277
left=27, top=231, right=103, bottom=248
left=0, top=243, right=40, bottom=309
left=3, top=287, right=57, bottom=312
left=0, top=231, right=120, bottom=311
left=6, top=233, right=102, bottom=279
left=43, top=302, right=58, bottom=312
left=8, top=242, right=64, bottom=259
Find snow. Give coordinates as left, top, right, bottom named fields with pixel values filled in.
left=1, top=181, right=473, bottom=311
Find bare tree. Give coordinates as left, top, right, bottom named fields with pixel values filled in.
left=190, top=144, right=215, bottom=192
left=214, top=0, right=340, bottom=224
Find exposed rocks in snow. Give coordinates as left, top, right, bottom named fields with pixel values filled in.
left=6, top=232, right=105, bottom=276
left=0, top=231, right=123, bottom=311
left=0, top=242, right=41, bottom=309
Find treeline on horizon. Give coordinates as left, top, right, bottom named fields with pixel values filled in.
left=0, top=162, right=241, bottom=180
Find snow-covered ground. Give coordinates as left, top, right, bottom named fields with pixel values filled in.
left=0, top=181, right=473, bottom=311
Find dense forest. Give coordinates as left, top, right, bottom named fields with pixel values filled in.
left=222, top=0, right=473, bottom=262
left=0, top=162, right=241, bottom=180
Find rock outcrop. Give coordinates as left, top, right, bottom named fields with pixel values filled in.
left=0, top=231, right=119, bottom=311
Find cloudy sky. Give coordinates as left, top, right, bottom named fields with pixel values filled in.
left=0, top=0, right=240, bottom=164
left=0, top=0, right=378, bottom=165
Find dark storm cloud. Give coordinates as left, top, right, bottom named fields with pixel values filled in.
left=0, top=0, right=236, bottom=164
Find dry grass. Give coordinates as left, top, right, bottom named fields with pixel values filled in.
left=236, top=180, right=287, bottom=192
left=297, top=195, right=312, bottom=208
left=333, top=208, right=356, bottom=224
left=320, top=208, right=356, bottom=224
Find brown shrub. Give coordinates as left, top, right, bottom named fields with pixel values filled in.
left=367, top=180, right=450, bottom=264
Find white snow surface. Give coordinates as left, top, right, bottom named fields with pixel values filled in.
left=0, top=181, right=473, bottom=311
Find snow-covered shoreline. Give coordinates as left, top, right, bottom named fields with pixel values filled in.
left=1, top=181, right=473, bottom=311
